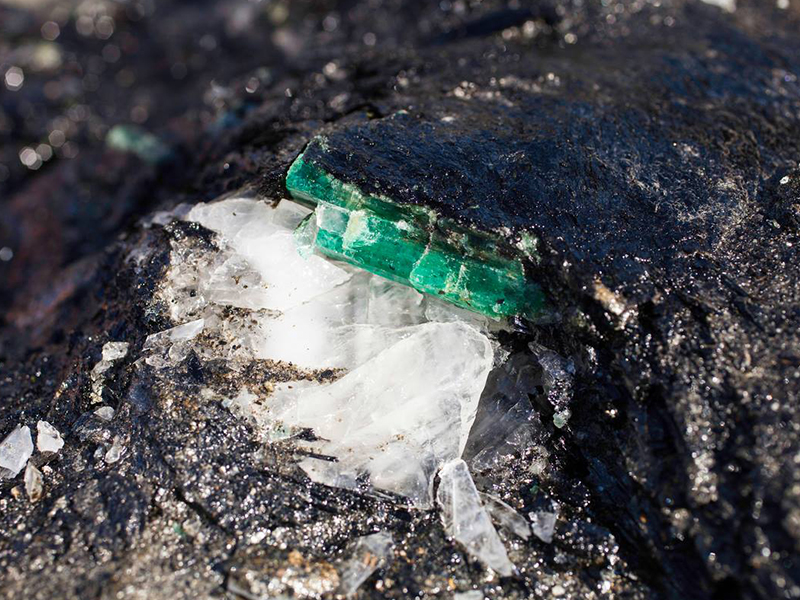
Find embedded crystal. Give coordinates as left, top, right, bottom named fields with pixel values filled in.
left=286, top=153, right=546, bottom=320
left=530, top=508, right=559, bottom=544
left=90, top=341, right=129, bottom=403
left=480, top=493, right=531, bottom=540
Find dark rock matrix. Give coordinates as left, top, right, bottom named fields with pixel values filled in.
left=1, top=1, right=798, bottom=599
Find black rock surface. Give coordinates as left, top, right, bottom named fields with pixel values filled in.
left=1, top=1, right=799, bottom=599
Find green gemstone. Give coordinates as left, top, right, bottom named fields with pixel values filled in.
left=286, top=152, right=546, bottom=319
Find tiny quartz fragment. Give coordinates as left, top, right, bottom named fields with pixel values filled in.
left=437, top=459, right=514, bottom=576
left=94, top=407, right=115, bottom=421
left=90, top=341, right=130, bottom=403
left=36, top=420, right=64, bottom=453
left=530, top=507, right=559, bottom=544
left=0, top=425, right=34, bottom=479
left=105, top=436, right=125, bottom=464
left=24, top=463, right=44, bottom=502
left=480, top=492, right=531, bottom=540
left=338, top=532, right=394, bottom=596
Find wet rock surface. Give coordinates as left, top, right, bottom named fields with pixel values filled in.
left=1, top=1, right=800, bottom=599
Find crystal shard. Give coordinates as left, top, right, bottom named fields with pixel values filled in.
left=480, top=493, right=531, bottom=540
left=0, top=425, right=34, bottom=479
left=286, top=153, right=545, bottom=320
left=36, top=420, right=64, bottom=453
left=24, top=463, right=43, bottom=502
left=436, top=459, right=514, bottom=576
left=338, top=532, right=394, bottom=596
left=530, top=508, right=559, bottom=544
left=271, top=321, right=494, bottom=507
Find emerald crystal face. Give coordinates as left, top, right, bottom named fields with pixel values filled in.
left=286, top=152, right=546, bottom=319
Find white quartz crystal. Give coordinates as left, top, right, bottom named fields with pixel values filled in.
left=156, top=197, right=496, bottom=509
left=437, top=459, right=514, bottom=576
left=338, top=532, right=394, bottom=596
left=0, top=425, right=34, bottom=479
left=36, top=420, right=64, bottom=453
left=94, top=407, right=115, bottom=421
left=105, top=435, right=125, bottom=464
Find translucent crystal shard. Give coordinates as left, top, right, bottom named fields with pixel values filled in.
left=338, top=532, right=394, bottom=596
left=0, top=425, right=33, bottom=479
left=36, top=420, right=64, bottom=453
left=436, top=459, right=514, bottom=576
left=286, top=153, right=545, bottom=320
left=24, top=463, right=43, bottom=502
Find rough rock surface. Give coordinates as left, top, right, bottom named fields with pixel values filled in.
left=1, top=1, right=799, bottom=599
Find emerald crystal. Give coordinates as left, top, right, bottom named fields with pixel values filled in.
left=286, top=152, right=545, bottom=319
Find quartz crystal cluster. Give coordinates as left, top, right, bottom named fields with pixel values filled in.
left=146, top=195, right=536, bottom=576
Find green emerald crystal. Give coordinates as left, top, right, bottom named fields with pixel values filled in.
left=286, top=153, right=546, bottom=319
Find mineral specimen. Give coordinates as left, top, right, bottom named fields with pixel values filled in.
left=287, top=152, right=545, bottom=320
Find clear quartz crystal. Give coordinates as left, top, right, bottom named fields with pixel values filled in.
left=36, top=420, right=64, bottom=453
left=436, top=459, right=514, bottom=576
left=172, top=197, right=495, bottom=508
left=0, top=425, right=34, bottom=479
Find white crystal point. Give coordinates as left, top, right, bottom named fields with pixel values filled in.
left=144, top=318, right=205, bottom=368
left=94, top=407, right=115, bottom=421
left=277, top=321, right=493, bottom=507
left=436, top=459, right=514, bottom=576
left=338, top=532, right=394, bottom=596
left=24, top=463, right=43, bottom=502
left=36, top=420, right=64, bottom=453
left=0, top=425, right=34, bottom=479
left=90, top=341, right=130, bottom=403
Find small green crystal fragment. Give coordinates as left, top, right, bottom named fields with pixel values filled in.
left=286, top=153, right=546, bottom=319
left=106, top=125, right=171, bottom=164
